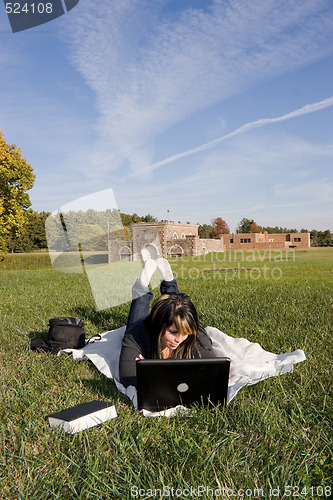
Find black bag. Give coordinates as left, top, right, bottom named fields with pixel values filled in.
left=30, top=317, right=87, bottom=353
left=48, top=317, right=86, bottom=349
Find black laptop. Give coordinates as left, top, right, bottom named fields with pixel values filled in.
left=136, top=357, right=230, bottom=411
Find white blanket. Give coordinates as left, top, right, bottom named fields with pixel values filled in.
left=62, top=326, right=306, bottom=416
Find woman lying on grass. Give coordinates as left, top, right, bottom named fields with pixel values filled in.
left=119, top=258, right=215, bottom=388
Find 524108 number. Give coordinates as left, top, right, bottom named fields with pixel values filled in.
left=5, top=3, right=53, bottom=14
left=284, top=485, right=331, bottom=497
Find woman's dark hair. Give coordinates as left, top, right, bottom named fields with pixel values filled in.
left=147, top=293, right=199, bottom=359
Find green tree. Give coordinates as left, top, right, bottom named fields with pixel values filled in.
left=143, top=213, right=158, bottom=223
left=0, top=131, right=35, bottom=254
left=261, top=225, right=297, bottom=234
left=198, top=223, right=214, bottom=239
left=310, top=229, right=332, bottom=246
left=236, top=218, right=257, bottom=233
left=6, top=210, right=49, bottom=252
left=77, top=224, right=107, bottom=251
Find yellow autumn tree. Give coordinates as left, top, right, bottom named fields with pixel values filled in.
left=0, top=131, right=35, bottom=254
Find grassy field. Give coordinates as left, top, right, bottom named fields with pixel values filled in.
left=0, top=249, right=332, bottom=499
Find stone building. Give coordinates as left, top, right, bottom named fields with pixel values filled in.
left=108, top=222, right=310, bottom=262
left=108, top=222, right=203, bottom=262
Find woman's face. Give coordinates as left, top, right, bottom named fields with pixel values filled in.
left=160, top=323, right=188, bottom=351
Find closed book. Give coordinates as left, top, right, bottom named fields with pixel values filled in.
left=48, top=400, right=117, bottom=433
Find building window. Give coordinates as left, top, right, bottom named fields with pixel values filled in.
left=240, top=238, right=251, bottom=243
left=181, top=233, right=186, bottom=239
left=230, top=239, right=234, bottom=243
left=173, top=233, right=178, bottom=239
left=294, top=237, right=301, bottom=242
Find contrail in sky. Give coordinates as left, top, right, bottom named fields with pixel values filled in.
left=139, top=96, right=333, bottom=175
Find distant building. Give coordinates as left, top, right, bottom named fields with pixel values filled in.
left=108, top=222, right=310, bottom=262
left=223, top=230, right=310, bottom=250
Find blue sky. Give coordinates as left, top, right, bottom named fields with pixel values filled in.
left=1, top=0, right=332, bottom=232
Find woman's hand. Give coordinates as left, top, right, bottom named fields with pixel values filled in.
left=135, top=354, right=145, bottom=361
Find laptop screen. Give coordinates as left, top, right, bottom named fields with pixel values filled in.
left=136, top=357, right=230, bottom=411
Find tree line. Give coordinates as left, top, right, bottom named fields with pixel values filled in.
left=4, top=210, right=161, bottom=253
left=1, top=130, right=332, bottom=254
left=4, top=211, right=332, bottom=253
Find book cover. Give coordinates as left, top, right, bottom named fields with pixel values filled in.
left=48, top=400, right=117, bottom=434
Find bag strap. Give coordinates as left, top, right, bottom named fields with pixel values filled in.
left=86, top=334, right=102, bottom=345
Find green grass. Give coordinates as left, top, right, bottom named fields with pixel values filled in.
left=0, top=249, right=332, bottom=499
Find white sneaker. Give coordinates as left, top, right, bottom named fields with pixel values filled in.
left=156, top=258, right=174, bottom=281
left=138, top=259, right=157, bottom=286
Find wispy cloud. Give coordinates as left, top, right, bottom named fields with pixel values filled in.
left=112, top=129, right=333, bottom=228
left=274, top=178, right=333, bottom=201
left=64, top=0, right=333, bottom=174
left=137, top=96, right=333, bottom=175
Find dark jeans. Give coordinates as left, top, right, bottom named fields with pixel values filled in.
left=126, top=278, right=180, bottom=329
